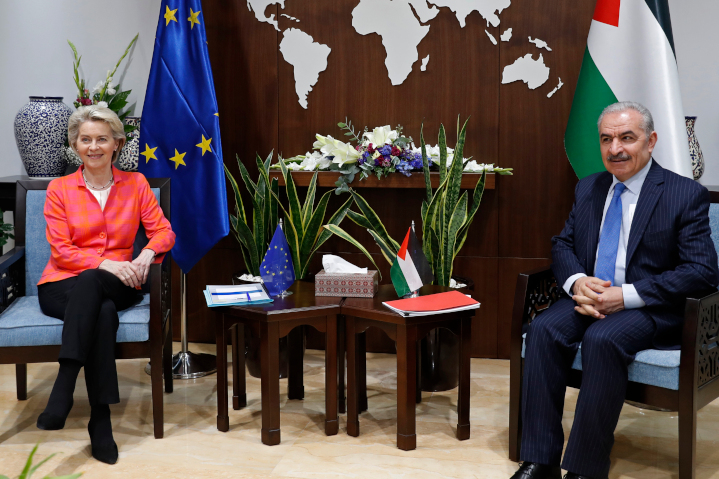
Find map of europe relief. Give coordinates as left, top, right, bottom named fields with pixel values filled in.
left=246, top=0, right=562, bottom=109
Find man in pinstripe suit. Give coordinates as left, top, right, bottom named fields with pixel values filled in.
left=511, top=102, right=719, bottom=479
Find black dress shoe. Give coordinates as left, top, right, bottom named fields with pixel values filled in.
left=564, top=473, right=606, bottom=479
left=510, top=462, right=562, bottom=479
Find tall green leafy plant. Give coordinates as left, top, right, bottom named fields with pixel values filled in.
left=324, top=118, right=505, bottom=286
left=256, top=157, right=353, bottom=280
left=224, top=152, right=279, bottom=277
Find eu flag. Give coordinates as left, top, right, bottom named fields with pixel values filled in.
left=139, top=0, right=229, bottom=273
left=260, top=224, right=295, bottom=296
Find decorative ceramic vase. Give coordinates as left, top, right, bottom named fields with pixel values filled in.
left=686, top=116, right=704, bottom=181
left=62, top=145, right=83, bottom=167
left=116, top=116, right=140, bottom=172
left=14, top=97, right=72, bottom=177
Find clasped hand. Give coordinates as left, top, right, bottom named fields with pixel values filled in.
left=98, top=249, right=156, bottom=288
left=572, top=276, right=625, bottom=319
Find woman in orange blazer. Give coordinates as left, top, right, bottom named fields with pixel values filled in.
left=35, top=105, right=175, bottom=465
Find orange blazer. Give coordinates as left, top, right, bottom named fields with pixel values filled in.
left=39, top=166, right=176, bottom=285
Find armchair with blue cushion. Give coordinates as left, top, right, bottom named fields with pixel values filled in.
left=508, top=197, right=719, bottom=479
left=0, top=178, right=173, bottom=439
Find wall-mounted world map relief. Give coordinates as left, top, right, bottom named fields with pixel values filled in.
left=247, top=0, right=562, bottom=108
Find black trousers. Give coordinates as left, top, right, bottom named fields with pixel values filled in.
left=38, top=269, right=141, bottom=405
left=520, top=297, right=656, bottom=478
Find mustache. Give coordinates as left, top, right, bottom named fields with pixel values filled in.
left=607, top=153, right=631, bottom=161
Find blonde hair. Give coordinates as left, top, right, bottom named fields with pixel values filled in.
left=68, top=105, right=126, bottom=162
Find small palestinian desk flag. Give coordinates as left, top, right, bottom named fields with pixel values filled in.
left=260, top=220, right=295, bottom=297
left=390, top=225, right=434, bottom=297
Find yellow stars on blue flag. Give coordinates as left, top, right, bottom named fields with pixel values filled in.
left=195, top=135, right=212, bottom=156
left=164, top=5, right=178, bottom=26
left=141, top=144, right=158, bottom=163
left=169, top=149, right=187, bottom=169
left=187, top=8, right=201, bottom=29
left=260, top=224, right=295, bottom=296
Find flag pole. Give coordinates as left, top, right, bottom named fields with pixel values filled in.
left=171, top=271, right=217, bottom=379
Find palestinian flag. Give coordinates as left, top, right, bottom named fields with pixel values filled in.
left=390, top=227, right=434, bottom=297
left=564, top=0, right=692, bottom=179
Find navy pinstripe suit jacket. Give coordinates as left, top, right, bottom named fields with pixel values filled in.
left=551, top=160, right=719, bottom=349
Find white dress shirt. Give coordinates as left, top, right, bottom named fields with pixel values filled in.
left=562, top=159, right=652, bottom=309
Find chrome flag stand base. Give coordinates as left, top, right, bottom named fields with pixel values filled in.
left=146, top=271, right=216, bottom=379
left=275, top=289, right=293, bottom=298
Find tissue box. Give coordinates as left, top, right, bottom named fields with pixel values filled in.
left=315, top=269, right=378, bottom=298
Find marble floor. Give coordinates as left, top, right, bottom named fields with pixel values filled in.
left=1, top=343, right=719, bottom=478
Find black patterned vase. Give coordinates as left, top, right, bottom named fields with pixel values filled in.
left=686, top=116, right=704, bottom=181
left=116, top=116, right=140, bottom=172
left=14, top=97, right=72, bottom=177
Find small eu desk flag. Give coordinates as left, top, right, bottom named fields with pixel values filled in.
left=139, top=0, right=229, bottom=273
left=261, top=223, right=295, bottom=297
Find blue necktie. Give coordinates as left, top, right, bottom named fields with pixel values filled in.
left=595, top=183, right=626, bottom=286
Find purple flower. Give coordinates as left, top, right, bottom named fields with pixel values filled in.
left=359, top=151, right=371, bottom=165
left=378, top=145, right=392, bottom=156
left=410, top=158, right=423, bottom=169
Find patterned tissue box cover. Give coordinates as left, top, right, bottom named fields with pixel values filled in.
left=315, top=269, right=378, bottom=297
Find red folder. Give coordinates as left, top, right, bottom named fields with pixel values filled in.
left=384, top=291, right=479, bottom=313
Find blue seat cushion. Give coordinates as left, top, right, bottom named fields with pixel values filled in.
left=0, top=294, right=151, bottom=347
left=521, top=334, right=681, bottom=390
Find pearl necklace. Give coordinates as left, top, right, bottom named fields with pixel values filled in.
left=83, top=170, right=113, bottom=190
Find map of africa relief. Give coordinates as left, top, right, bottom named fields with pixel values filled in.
left=246, top=0, right=563, bottom=109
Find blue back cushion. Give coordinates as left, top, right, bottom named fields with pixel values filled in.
left=709, top=203, right=719, bottom=261
left=25, top=187, right=161, bottom=296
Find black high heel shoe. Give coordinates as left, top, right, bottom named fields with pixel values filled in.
left=88, top=405, right=118, bottom=465
left=36, top=398, right=73, bottom=430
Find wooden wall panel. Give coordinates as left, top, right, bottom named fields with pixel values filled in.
left=182, top=1, right=599, bottom=357
left=497, top=1, right=595, bottom=259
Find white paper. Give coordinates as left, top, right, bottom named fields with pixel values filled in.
left=322, top=254, right=368, bottom=274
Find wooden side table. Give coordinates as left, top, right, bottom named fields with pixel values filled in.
left=342, top=285, right=474, bottom=450
left=214, top=281, right=342, bottom=445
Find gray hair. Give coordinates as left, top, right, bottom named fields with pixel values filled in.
left=597, top=101, right=655, bottom=137
left=68, top=105, right=126, bottom=162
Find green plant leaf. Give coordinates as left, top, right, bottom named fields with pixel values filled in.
left=237, top=154, right=258, bottom=199
left=454, top=170, right=486, bottom=256
left=349, top=189, right=399, bottom=251
left=429, top=227, right=442, bottom=285
left=367, top=229, right=397, bottom=265
left=443, top=117, right=469, bottom=240
left=27, top=451, right=56, bottom=478
left=270, top=178, right=279, bottom=236
left=420, top=123, right=432, bottom=203
left=443, top=191, right=468, bottom=283
left=438, top=124, right=448, bottom=185
left=302, top=171, right=318, bottom=231
left=322, top=225, right=381, bottom=276
left=298, top=190, right=332, bottom=278
left=49, top=474, right=83, bottom=479
left=108, top=90, right=131, bottom=111
left=346, top=210, right=373, bottom=230
left=19, top=443, right=39, bottom=479
left=224, top=163, right=247, bottom=224
left=313, top=196, right=352, bottom=251
left=278, top=158, right=303, bottom=236
left=233, top=212, right=260, bottom=276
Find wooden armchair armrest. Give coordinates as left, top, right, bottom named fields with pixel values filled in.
left=0, top=247, right=25, bottom=273
left=510, top=265, right=559, bottom=361
left=681, top=290, right=719, bottom=405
